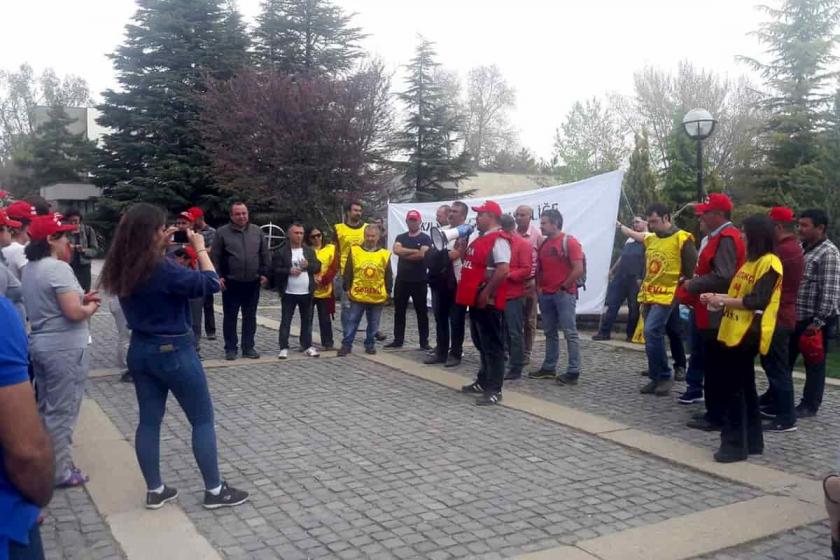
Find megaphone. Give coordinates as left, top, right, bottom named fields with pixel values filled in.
left=430, top=224, right=474, bottom=251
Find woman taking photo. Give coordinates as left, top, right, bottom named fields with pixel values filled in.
left=99, top=203, right=248, bottom=510
left=21, top=213, right=100, bottom=487
left=308, top=226, right=336, bottom=350
left=700, top=214, right=782, bottom=463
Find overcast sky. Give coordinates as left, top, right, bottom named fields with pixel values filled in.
left=0, top=0, right=768, bottom=159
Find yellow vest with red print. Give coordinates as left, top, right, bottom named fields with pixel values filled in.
left=314, top=244, right=336, bottom=299
left=717, top=253, right=783, bottom=355
left=335, top=222, right=368, bottom=273
left=638, top=230, right=694, bottom=305
left=348, top=246, right=390, bottom=304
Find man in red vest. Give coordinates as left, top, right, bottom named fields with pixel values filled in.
left=677, top=193, right=745, bottom=431
left=458, top=201, right=511, bottom=406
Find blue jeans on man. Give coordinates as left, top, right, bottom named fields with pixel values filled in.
left=538, top=291, right=581, bottom=376
left=342, top=302, right=383, bottom=351
left=644, top=302, right=680, bottom=381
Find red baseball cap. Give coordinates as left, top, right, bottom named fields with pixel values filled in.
left=471, top=200, right=503, bottom=218
left=768, top=206, right=795, bottom=223
left=406, top=210, right=421, bottom=221
left=178, top=211, right=196, bottom=223
left=694, top=193, right=733, bottom=215
left=27, top=213, right=76, bottom=240
left=188, top=206, right=204, bottom=219
left=6, top=200, right=35, bottom=220
left=0, top=209, right=22, bottom=229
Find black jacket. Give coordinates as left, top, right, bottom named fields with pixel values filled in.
left=211, top=223, right=271, bottom=282
left=272, top=244, right=321, bottom=296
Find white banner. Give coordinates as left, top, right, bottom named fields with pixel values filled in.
left=387, top=170, right=624, bottom=314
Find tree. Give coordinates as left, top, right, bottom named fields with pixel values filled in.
left=0, top=64, right=92, bottom=162
left=621, top=131, right=657, bottom=220
left=254, top=0, right=365, bottom=76
left=815, top=89, right=840, bottom=240
left=198, top=68, right=394, bottom=228
left=95, top=0, right=250, bottom=217
left=394, top=37, right=471, bottom=201
left=738, top=0, right=840, bottom=205
left=464, top=65, right=516, bottom=168
left=11, top=105, right=96, bottom=196
left=552, top=97, right=628, bottom=182
left=489, top=147, right=539, bottom=174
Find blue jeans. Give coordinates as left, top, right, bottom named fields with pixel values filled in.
left=598, top=274, right=641, bottom=340
left=539, top=291, right=581, bottom=376
left=128, top=332, right=221, bottom=491
left=8, top=525, right=44, bottom=560
left=644, top=303, right=677, bottom=380
left=504, top=296, right=526, bottom=371
left=342, top=302, right=383, bottom=350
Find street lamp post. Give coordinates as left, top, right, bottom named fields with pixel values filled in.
left=682, top=108, right=717, bottom=202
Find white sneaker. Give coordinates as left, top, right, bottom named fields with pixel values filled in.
left=304, top=346, right=320, bottom=358
left=278, top=349, right=288, bottom=359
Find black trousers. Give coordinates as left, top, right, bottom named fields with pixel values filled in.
left=708, top=339, right=763, bottom=455
left=789, top=317, right=837, bottom=412
left=314, top=297, right=334, bottom=348
left=699, top=329, right=726, bottom=424
left=759, top=326, right=795, bottom=425
left=222, top=279, right=260, bottom=352
left=203, top=294, right=216, bottom=335
left=470, top=306, right=505, bottom=393
left=279, top=293, right=314, bottom=350
left=431, top=285, right=466, bottom=359
left=71, top=263, right=92, bottom=293
left=393, top=279, right=429, bottom=346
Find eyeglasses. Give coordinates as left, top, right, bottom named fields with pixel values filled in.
left=310, top=233, right=322, bottom=238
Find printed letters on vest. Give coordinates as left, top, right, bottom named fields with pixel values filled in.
left=349, top=246, right=390, bottom=304
left=456, top=230, right=509, bottom=309
left=335, top=223, right=367, bottom=273
left=638, top=230, right=693, bottom=305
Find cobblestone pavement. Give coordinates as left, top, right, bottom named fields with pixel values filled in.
left=41, top=486, right=125, bottom=560
left=86, top=357, right=761, bottom=560
left=697, top=521, right=831, bottom=559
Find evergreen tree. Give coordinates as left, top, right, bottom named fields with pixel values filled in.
left=739, top=0, right=840, bottom=204
left=816, top=89, right=840, bottom=240
left=95, top=0, right=250, bottom=215
left=12, top=105, right=96, bottom=196
left=395, top=38, right=471, bottom=201
left=254, top=0, right=365, bottom=76
left=621, top=131, right=657, bottom=220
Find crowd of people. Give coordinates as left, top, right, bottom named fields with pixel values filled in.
left=0, top=190, right=839, bottom=558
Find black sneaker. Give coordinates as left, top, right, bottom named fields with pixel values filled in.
left=677, top=389, right=704, bottom=404
left=146, top=486, right=178, bottom=510
left=528, top=369, right=555, bottom=380
left=225, top=351, right=238, bottom=361
left=203, top=482, right=249, bottom=510
left=424, top=355, right=447, bottom=365
left=591, top=333, right=611, bottom=341
left=504, top=369, right=522, bottom=380
left=444, top=356, right=461, bottom=368
left=555, top=374, right=579, bottom=386
left=461, top=381, right=483, bottom=394
left=763, top=420, right=797, bottom=433
left=365, top=347, right=377, bottom=355
left=475, top=392, right=502, bottom=406
left=242, top=349, right=260, bottom=359
left=759, top=406, right=778, bottom=419
left=383, top=341, right=403, bottom=349
left=795, top=404, right=817, bottom=418
left=714, top=448, right=747, bottom=463
left=686, top=417, right=722, bottom=432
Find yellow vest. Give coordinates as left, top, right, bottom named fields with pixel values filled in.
left=349, top=246, right=390, bottom=304
left=717, top=253, right=783, bottom=355
left=313, top=244, right=336, bottom=299
left=335, top=222, right=368, bottom=273
left=638, top=230, right=694, bottom=305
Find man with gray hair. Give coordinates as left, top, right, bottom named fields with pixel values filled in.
left=514, top=205, right=542, bottom=365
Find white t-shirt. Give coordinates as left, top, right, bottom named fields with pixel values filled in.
left=286, top=247, right=310, bottom=295
left=1, top=242, right=27, bottom=280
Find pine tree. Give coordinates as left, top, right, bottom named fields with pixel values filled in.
left=95, top=0, right=250, bottom=215
left=395, top=38, right=471, bottom=202
left=12, top=105, right=96, bottom=195
left=739, top=0, right=840, bottom=204
left=254, top=0, right=365, bottom=76
left=621, top=131, right=657, bottom=220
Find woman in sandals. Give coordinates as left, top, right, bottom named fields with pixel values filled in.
left=21, top=213, right=101, bottom=488
left=99, top=203, right=248, bottom=510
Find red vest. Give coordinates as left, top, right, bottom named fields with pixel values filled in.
left=677, top=225, right=746, bottom=329
left=456, top=230, right=510, bottom=309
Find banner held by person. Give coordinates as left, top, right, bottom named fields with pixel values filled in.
left=387, top=170, right=623, bottom=315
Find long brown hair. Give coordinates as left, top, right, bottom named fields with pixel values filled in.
left=99, top=203, right=166, bottom=297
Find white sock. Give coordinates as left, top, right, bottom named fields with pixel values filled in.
left=149, top=485, right=165, bottom=494
left=207, top=484, right=222, bottom=496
